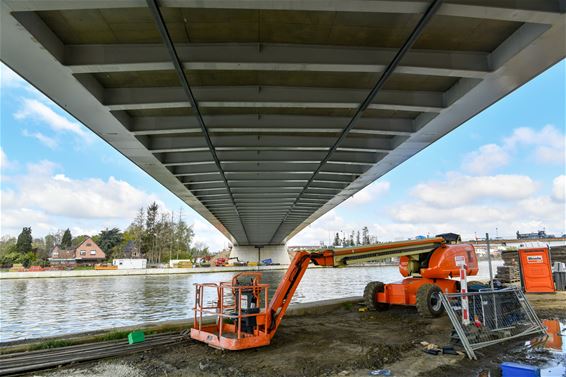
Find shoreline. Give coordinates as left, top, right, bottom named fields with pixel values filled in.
left=0, top=296, right=362, bottom=351
left=2, top=293, right=564, bottom=377
left=0, top=262, right=400, bottom=280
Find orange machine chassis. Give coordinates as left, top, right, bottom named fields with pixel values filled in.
left=375, top=278, right=459, bottom=306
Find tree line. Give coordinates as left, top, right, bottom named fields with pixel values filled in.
left=332, top=226, right=379, bottom=247
left=0, top=202, right=211, bottom=267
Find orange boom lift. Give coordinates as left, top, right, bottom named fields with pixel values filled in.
left=191, top=234, right=478, bottom=350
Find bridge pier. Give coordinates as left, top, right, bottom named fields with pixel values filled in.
left=230, top=244, right=290, bottom=265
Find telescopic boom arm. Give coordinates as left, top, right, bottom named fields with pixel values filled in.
left=266, top=237, right=446, bottom=336
left=191, top=236, right=452, bottom=350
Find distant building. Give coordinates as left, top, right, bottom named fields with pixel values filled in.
left=123, top=240, right=143, bottom=259
left=112, top=258, right=147, bottom=269
left=49, top=246, right=76, bottom=264
left=516, top=230, right=555, bottom=240
left=49, top=237, right=106, bottom=265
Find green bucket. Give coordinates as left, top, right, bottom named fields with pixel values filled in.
left=128, top=330, right=145, bottom=344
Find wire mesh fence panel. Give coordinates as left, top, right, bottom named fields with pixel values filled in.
left=440, top=287, right=546, bottom=359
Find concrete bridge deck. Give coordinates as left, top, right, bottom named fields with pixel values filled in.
left=1, top=0, right=564, bottom=262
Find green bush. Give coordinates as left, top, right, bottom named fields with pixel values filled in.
left=18, top=252, right=36, bottom=268
left=0, top=252, right=20, bottom=268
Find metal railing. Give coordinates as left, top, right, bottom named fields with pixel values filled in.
left=440, top=287, right=546, bottom=359
left=193, top=280, right=269, bottom=340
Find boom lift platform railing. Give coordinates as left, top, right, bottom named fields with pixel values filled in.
left=192, top=237, right=445, bottom=350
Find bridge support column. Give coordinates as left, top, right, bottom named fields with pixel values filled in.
left=230, top=244, right=290, bottom=265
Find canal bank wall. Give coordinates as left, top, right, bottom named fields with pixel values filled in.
left=0, top=263, right=397, bottom=280
left=0, top=296, right=363, bottom=352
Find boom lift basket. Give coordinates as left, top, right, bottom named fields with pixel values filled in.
left=191, top=272, right=271, bottom=350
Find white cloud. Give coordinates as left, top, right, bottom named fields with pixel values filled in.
left=461, top=144, right=510, bottom=174
left=288, top=210, right=346, bottom=246
left=1, top=158, right=166, bottom=236
left=22, top=129, right=58, bottom=149
left=14, top=98, right=90, bottom=139
left=0, top=148, right=11, bottom=170
left=342, top=181, right=390, bottom=207
left=553, top=175, right=565, bottom=201
left=391, top=203, right=514, bottom=224
left=192, top=220, right=229, bottom=252
left=504, top=124, right=565, bottom=164
left=1, top=207, right=51, bottom=231
left=384, top=172, right=565, bottom=240
left=0, top=153, right=227, bottom=251
left=461, top=125, right=565, bottom=175
left=411, top=174, right=537, bottom=207
left=290, top=171, right=564, bottom=244
left=290, top=182, right=389, bottom=246
left=385, top=199, right=565, bottom=241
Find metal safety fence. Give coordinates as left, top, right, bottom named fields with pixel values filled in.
left=440, top=287, right=546, bottom=359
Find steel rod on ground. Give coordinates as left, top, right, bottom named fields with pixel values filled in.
left=0, top=333, right=185, bottom=376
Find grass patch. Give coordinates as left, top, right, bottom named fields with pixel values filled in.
left=29, top=339, right=73, bottom=351
left=342, top=302, right=354, bottom=311
left=97, top=330, right=130, bottom=342
left=0, top=322, right=192, bottom=355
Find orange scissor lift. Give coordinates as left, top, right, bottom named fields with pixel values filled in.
left=191, top=235, right=478, bottom=350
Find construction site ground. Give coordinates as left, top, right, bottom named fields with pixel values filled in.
left=32, top=292, right=566, bottom=377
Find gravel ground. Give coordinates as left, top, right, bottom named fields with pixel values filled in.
left=33, top=293, right=566, bottom=377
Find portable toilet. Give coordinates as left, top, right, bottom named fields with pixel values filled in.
left=518, top=247, right=555, bottom=293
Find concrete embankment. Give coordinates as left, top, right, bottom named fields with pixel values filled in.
left=0, top=296, right=362, bottom=353
left=0, top=265, right=288, bottom=280
left=0, top=263, right=396, bottom=280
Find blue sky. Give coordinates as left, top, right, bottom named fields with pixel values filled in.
left=1, top=61, right=564, bottom=250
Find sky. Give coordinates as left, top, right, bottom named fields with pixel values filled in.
left=1, top=60, right=565, bottom=251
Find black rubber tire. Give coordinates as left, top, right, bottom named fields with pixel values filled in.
left=416, top=283, right=444, bottom=318
left=363, top=281, right=389, bottom=311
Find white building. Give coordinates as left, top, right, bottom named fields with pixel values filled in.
left=112, top=259, right=147, bottom=269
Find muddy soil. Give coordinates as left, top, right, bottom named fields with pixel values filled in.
left=35, top=294, right=565, bottom=377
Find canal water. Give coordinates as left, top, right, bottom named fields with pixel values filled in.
left=0, top=261, right=501, bottom=342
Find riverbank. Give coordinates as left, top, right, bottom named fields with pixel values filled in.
left=26, top=292, right=566, bottom=377
left=0, top=265, right=287, bottom=280
left=0, top=296, right=360, bottom=353
left=0, top=263, right=399, bottom=280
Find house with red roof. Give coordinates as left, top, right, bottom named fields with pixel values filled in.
left=49, top=237, right=106, bottom=266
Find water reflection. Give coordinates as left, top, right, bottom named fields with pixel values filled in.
left=538, top=320, right=566, bottom=376
left=0, top=261, right=500, bottom=342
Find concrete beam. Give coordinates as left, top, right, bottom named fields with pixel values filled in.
left=5, top=1, right=563, bottom=24
left=4, top=0, right=564, bottom=248
left=172, top=163, right=367, bottom=175
left=175, top=169, right=366, bottom=179
left=130, top=114, right=414, bottom=136
left=65, top=43, right=490, bottom=79
left=279, top=15, right=566, bottom=244
left=146, top=134, right=393, bottom=154
left=103, top=86, right=445, bottom=113
left=159, top=150, right=382, bottom=166
left=230, top=244, right=290, bottom=264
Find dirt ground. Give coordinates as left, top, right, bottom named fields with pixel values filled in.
left=34, top=293, right=565, bottom=377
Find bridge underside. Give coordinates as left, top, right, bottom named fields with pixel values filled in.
left=1, top=1, right=564, bottom=248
